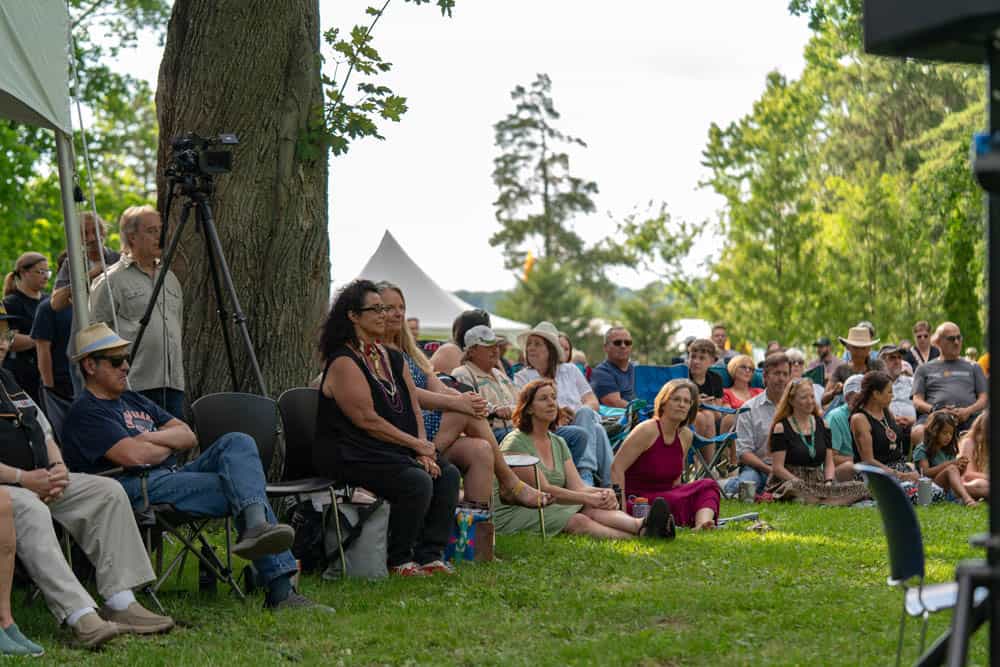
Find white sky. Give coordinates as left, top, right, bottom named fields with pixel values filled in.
left=116, top=1, right=811, bottom=293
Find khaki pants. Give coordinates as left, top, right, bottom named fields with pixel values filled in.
left=9, top=473, right=155, bottom=622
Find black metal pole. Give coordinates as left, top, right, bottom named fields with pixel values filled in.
left=987, top=38, right=1000, bottom=666
left=197, top=198, right=240, bottom=393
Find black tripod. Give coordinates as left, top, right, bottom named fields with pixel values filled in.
left=130, top=170, right=268, bottom=397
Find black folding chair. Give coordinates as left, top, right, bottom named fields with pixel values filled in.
left=857, top=463, right=987, bottom=666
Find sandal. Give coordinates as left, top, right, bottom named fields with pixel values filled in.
left=500, top=479, right=552, bottom=508
left=639, top=498, right=673, bottom=539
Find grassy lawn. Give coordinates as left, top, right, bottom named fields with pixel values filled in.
left=12, top=499, right=990, bottom=666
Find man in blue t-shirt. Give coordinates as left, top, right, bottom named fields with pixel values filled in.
left=30, top=296, right=74, bottom=399
left=62, top=323, right=317, bottom=611
left=590, top=326, right=636, bottom=408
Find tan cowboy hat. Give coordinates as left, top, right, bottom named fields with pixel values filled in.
left=838, top=326, right=880, bottom=348
left=516, top=321, right=563, bottom=360
left=72, top=322, right=130, bottom=362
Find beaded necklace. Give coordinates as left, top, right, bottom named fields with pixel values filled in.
left=788, top=414, right=816, bottom=459
left=351, top=341, right=404, bottom=414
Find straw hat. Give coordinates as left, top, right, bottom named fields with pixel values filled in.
left=838, top=326, right=880, bottom=348
left=72, top=322, right=130, bottom=362
left=516, top=321, right=563, bottom=359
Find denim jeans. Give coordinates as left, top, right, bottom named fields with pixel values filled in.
left=723, top=465, right=769, bottom=497
left=139, top=387, right=186, bottom=421
left=571, top=407, right=614, bottom=487
left=117, top=432, right=296, bottom=587
left=493, top=425, right=596, bottom=485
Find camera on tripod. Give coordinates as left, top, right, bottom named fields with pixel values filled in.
left=168, top=132, right=239, bottom=177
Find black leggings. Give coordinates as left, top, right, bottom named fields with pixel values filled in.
left=339, top=459, right=460, bottom=566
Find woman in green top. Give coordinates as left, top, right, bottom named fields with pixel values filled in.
left=495, top=379, right=671, bottom=539
left=914, top=411, right=978, bottom=506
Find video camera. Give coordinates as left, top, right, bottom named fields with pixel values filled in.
left=167, top=132, right=238, bottom=177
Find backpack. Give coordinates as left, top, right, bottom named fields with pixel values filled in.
left=289, top=497, right=389, bottom=579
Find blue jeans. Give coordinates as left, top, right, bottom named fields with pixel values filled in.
left=492, top=425, right=598, bottom=486
left=139, top=387, right=186, bottom=421
left=117, top=432, right=296, bottom=587
left=571, top=407, right=614, bottom=488
left=723, top=465, right=769, bottom=497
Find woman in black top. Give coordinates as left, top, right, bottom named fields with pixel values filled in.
left=850, top=370, right=916, bottom=481
left=2, top=252, right=50, bottom=403
left=314, top=279, right=460, bottom=576
left=765, top=379, right=868, bottom=504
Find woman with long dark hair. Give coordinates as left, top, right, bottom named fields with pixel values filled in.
left=314, top=280, right=460, bottom=576
left=376, top=281, right=549, bottom=509
left=849, top=371, right=915, bottom=481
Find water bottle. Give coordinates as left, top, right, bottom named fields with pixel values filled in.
left=632, top=497, right=650, bottom=519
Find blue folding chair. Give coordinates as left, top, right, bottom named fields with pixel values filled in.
left=633, top=364, right=689, bottom=405
left=599, top=399, right=648, bottom=451
left=710, top=363, right=764, bottom=389
left=857, top=464, right=987, bottom=666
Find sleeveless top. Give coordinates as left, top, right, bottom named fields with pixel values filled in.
left=313, top=344, right=419, bottom=474
left=852, top=409, right=905, bottom=465
left=624, top=421, right=684, bottom=495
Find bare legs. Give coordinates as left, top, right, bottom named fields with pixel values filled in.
left=564, top=508, right=641, bottom=539
left=693, top=410, right=716, bottom=474
left=0, top=488, right=15, bottom=628
left=693, top=507, right=716, bottom=531
left=964, top=478, right=990, bottom=500
left=933, top=466, right=978, bottom=506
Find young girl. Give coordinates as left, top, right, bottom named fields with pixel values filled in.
left=914, top=411, right=979, bottom=506
left=958, top=411, right=990, bottom=500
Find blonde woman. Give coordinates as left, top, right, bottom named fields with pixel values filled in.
left=959, top=411, right=990, bottom=499
left=611, top=379, right=720, bottom=529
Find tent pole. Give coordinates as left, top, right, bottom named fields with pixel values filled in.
left=55, top=130, right=89, bottom=335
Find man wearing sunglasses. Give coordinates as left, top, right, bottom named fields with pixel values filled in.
left=912, top=321, right=987, bottom=432
left=62, top=323, right=317, bottom=611
left=590, top=326, right=635, bottom=409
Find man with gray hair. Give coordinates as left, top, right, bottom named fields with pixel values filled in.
left=589, top=326, right=635, bottom=408
left=90, top=206, right=185, bottom=419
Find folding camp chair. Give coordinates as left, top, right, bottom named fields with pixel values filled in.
left=685, top=404, right=750, bottom=482
left=857, top=464, right=988, bottom=666
left=599, top=399, right=647, bottom=451
left=633, top=364, right=689, bottom=406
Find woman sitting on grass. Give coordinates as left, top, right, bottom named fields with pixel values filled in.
left=0, top=487, right=44, bottom=657
left=914, top=411, right=982, bottom=506
left=376, top=281, right=549, bottom=509
left=610, top=379, right=720, bottom=529
left=850, top=371, right=917, bottom=483
left=764, top=379, right=869, bottom=505
left=495, top=379, right=672, bottom=539
left=315, top=279, right=460, bottom=576
left=959, top=411, right=990, bottom=499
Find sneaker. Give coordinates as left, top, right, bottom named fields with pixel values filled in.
left=390, top=562, right=429, bottom=577
left=4, top=623, right=44, bottom=656
left=70, top=612, right=125, bottom=649
left=419, top=560, right=456, bottom=575
left=233, top=523, right=295, bottom=560
left=0, top=625, right=32, bottom=657
left=266, top=591, right=335, bottom=613
left=98, top=602, right=175, bottom=635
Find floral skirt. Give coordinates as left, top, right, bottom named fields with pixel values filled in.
left=766, top=465, right=869, bottom=506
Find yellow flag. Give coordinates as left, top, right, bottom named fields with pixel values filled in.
left=523, top=251, right=536, bottom=279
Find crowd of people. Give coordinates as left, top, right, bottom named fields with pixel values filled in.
left=0, top=204, right=992, bottom=654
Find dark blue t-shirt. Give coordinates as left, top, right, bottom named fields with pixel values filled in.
left=589, top=359, right=636, bottom=402
left=29, top=297, right=73, bottom=398
left=62, top=389, right=174, bottom=474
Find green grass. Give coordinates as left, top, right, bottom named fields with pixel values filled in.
left=12, top=500, right=991, bottom=666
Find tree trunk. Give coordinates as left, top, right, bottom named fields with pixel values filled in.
left=156, top=0, right=329, bottom=406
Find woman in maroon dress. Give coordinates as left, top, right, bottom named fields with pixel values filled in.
left=611, top=379, right=721, bottom=530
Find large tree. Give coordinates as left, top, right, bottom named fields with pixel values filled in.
left=156, top=0, right=330, bottom=397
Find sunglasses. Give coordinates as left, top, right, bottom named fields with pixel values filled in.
left=611, top=339, right=633, bottom=347
left=92, top=354, right=129, bottom=368
left=790, top=360, right=805, bottom=366
left=915, top=333, right=929, bottom=339
left=942, top=334, right=963, bottom=343
left=357, top=305, right=391, bottom=315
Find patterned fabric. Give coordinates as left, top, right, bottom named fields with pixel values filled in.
left=765, top=465, right=869, bottom=505
left=404, top=354, right=442, bottom=440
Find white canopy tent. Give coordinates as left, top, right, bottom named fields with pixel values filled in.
left=357, top=230, right=529, bottom=335
left=0, top=2, right=88, bottom=335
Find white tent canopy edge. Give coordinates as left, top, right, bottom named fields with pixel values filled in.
left=0, top=2, right=87, bottom=337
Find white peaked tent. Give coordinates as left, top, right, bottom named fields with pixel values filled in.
left=0, top=3, right=88, bottom=335
left=357, top=231, right=529, bottom=335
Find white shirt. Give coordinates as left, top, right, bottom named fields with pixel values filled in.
left=513, top=363, right=595, bottom=411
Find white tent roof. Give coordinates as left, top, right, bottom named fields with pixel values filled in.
left=357, top=230, right=529, bottom=334
left=0, top=2, right=72, bottom=133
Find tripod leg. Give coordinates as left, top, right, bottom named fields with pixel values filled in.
left=199, top=207, right=240, bottom=392
left=194, top=198, right=269, bottom=396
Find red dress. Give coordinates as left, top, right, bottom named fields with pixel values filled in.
left=624, top=421, right=721, bottom=527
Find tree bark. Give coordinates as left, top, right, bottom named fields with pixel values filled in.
left=156, top=0, right=329, bottom=406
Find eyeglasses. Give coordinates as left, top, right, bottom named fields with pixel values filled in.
left=29, top=268, right=51, bottom=278
left=942, top=334, right=963, bottom=343
left=357, top=305, right=391, bottom=315
left=92, top=354, right=129, bottom=368
left=790, top=360, right=805, bottom=366
left=737, top=365, right=754, bottom=372
left=611, top=340, right=633, bottom=347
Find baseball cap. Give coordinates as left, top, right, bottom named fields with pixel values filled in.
left=464, top=325, right=499, bottom=349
